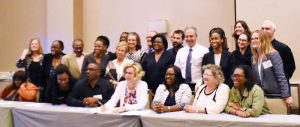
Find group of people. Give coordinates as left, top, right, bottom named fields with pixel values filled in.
left=0, top=19, right=296, bottom=118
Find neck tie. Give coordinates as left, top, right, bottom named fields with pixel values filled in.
left=185, top=48, right=192, bottom=83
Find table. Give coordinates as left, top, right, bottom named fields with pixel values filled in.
left=140, top=111, right=300, bottom=127
left=1, top=100, right=300, bottom=127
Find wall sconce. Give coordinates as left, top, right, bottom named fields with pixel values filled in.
left=148, top=19, right=168, bottom=34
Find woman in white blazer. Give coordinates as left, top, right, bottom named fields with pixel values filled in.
left=152, top=65, right=192, bottom=113
left=103, top=63, right=148, bottom=113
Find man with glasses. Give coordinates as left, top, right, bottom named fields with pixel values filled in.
left=67, top=63, right=114, bottom=107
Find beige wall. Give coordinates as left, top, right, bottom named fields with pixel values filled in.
left=1, top=0, right=299, bottom=83
left=82, top=0, right=235, bottom=53
left=0, top=0, right=47, bottom=71
left=236, top=0, right=300, bottom=83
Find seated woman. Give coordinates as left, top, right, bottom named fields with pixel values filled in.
left=44, top=64, right=77, bottom=104
left=184, top=64, right=230, bottom=114
left=152, top=65, right=192, bottom=113
left=225, top=65, right=271, bottom=117
left=105, top=41, right=133, bottom=87
left=0, top=70, right=39, bottom=101
left=103, top=63, right=148, bottom=113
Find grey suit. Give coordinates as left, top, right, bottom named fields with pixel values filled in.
left=252, top=51, right=290, bottom=98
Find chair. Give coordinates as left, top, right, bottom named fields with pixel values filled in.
left=266, top=98, right=289, bottom=114
left=290, top=83, right=300, bottom=114
left=145, top=89, right=154, bottom=109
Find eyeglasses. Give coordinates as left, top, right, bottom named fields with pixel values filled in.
left=203, top=73, right=214, bottom=77
left=238, top=38, right=248, bottom=42
left=231, top=74, right=244, bottom=78
left=165, top=73, right=175, bottom=76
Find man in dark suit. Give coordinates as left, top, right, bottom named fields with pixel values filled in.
left=261, top=20, right=296, bottom=81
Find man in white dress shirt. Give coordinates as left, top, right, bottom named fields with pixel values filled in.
left=174, top=26, right=209, bottom=91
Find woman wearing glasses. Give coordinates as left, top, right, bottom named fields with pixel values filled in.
left=225, top=65, right=271, bottom=117
left=103, top=63, right=148, bottom=113
left=184, top=64, right=230, bottom=114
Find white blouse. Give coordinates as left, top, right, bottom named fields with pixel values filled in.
left=105, top=80, right=148, bottom=111
left=193, top=83, right=230, bottom=114
left=153, top=84, right=192, bottom=107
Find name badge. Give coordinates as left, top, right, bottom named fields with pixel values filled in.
left=262, top=60, right=273, bottom=69
left=93, top=95, right=102, bottom=100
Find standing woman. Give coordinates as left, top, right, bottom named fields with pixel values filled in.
left=81, top=36, right=111, bottom=78
left=184, top=64, right=230, bottom=114
left=105, top=41, right=133, bottom=87
left=232, top=20, right=251, bottom=50
left=152, top=65, right=192, bottom=113
left=202, top=27, right=235, bottom=88
left=251, top=30, right=292, bottom=107
left=103, top=63, right=148, bottom=113
left=142, top=34, right=173, bottom=93
left=16, top=38, right=44, bottom=87
left=42, top=40, right=65, bottom=102
left=232, top=32, right=252, bottom=67
left=126, top=32, right=146, bottom=63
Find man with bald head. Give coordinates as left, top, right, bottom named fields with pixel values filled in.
left=261, top=20, right=296, bottom=81
left=174, top=26, right=209, bottom=91
left=62, top=39, right=85, bottom=79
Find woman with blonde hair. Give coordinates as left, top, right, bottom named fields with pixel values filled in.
left=105, top=41, right=133, bottom=87
left=16, top=38, right=44, bottom=87
left=184, top=64, right=230, bottom=114
left=251, top=30, right=292, bottom=107
left=103, top=63, right=148, bottom=113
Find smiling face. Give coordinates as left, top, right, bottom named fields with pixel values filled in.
left=73, top=40, right=84, bottom=57
left=127, top=35, right=137, bottom=50
left=30, top=39, right=40, bottom=53
left=165, top=67, right=176, bottom=87
left=234, top=22, right=245, bottom=36
left=185, top=28, right=197, bottom=47
left=152, top=37, right=164, bottom=52
left=209, top=32, right=223, bottom=50
left=231, top=68, right=246, bottom=88
left=202, top=69, right=216, bottom=85
left=172, top=33, right=184, bottom=47
left=94, top=40, right=106, bottom=55
left=251, top=32, right=260, bottom=50
left=116, top=45, right=127, bottom=60
left=51, top=41, right=63, bottom=55
left=238, top=34, right=249, bottom=50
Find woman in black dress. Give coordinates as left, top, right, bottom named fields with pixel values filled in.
left=142, top=34, right=173, bottom=93
left=16, top=38, right=44, bottom=87
left=232, top=32, right=252, bottom=67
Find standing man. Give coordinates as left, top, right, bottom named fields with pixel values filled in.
left=145, top=31, right=157, bottom=53
left=62, top=39, right=85, bottom=80
left=166, top=29, right=185, bottom=64
left=67, top=63, right=114, bottom=107
left=261, top=20, right=296, bottom=82
left=174, top=27, right=209, bottom=91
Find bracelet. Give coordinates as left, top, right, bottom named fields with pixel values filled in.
left=167, top=106, right=171, bottom=112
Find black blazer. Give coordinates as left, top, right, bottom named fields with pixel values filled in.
left=272, top=39, right=296, bottom=80
left=202, top=50, right=235, bottom=88
left=232, top=46, right=252, bottom=68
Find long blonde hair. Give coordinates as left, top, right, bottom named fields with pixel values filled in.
left=251, top=30, right=275, bottom=64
